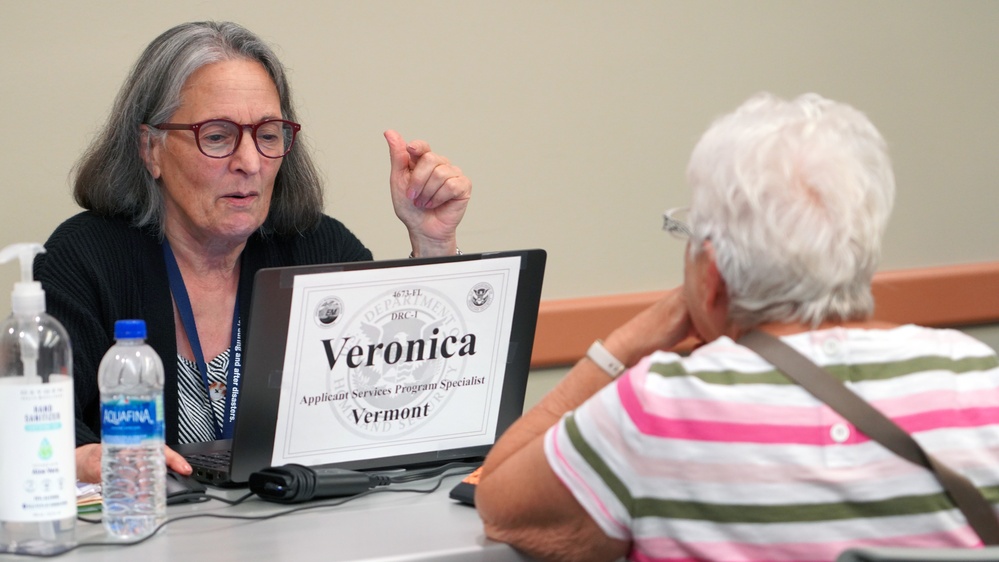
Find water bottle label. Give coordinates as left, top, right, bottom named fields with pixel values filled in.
left=101, top=397, right=164, bottom=445
left=0, top=375, right=77, bottom=521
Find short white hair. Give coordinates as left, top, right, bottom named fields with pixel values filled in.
left=686, top=92, right=896, bottom=328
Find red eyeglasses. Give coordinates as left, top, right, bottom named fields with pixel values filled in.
left=149, top=118, right=301, bottom=159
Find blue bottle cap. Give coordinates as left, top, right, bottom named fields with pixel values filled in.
left=114, top=319, right=147, bottom=340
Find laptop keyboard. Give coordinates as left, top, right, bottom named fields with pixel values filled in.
left=186, top=450, right=231, bottom=470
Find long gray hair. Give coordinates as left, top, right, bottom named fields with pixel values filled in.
left=73, top=21, right=323, bottom=235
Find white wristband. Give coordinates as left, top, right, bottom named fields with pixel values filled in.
left=586, top=339, right=626, bottom=379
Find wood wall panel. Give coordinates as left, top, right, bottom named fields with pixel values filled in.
left=530, top=262, right=999, bottom=368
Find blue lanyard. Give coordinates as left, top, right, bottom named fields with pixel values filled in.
left=162, top=241, right=242, bottom=440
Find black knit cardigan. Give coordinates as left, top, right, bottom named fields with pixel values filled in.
left=34, top=211, right=372, bottom=446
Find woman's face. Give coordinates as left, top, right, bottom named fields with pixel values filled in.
left=143, top=59, right=284, bottom=249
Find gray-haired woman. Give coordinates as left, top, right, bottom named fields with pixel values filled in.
left=35, top=21, right=471, bottom=483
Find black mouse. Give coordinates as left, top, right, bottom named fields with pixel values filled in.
left=166, top=470, right=208, bottom=505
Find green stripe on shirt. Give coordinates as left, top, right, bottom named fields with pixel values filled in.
left=629, top=485, right=999, bottom=523
left=565, top=413, right=634, bottom=512
left=649, top=354, right=999, bottom=386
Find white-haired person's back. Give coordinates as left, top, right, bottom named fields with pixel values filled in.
left=475, top=92, right=999, bottom=562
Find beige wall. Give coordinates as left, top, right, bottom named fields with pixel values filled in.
left=1, top=1, right=997, bottom=306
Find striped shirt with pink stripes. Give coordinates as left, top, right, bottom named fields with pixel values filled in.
left=545, top=325, right=999, bottom=562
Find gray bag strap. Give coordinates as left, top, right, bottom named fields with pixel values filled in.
left=737, top=330, right=999, bottom=546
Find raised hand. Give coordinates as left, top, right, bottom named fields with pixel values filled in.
left=385, top=130, right=471, bottom=257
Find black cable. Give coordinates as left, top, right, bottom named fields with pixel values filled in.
left=75, top=490, right=254, bottom=525
left=248, top=460, right=481, bottom=503
left=378, top=461, right=481, bottom=483
left=8, top=468, right=471, bottom=558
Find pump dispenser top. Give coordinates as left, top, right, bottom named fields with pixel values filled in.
left=0, top=243, right=46, bottom=316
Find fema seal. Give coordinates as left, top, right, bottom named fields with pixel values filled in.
left=467, top=282, right=493, bottom=312
left=315, top=296, right=344, bottom=327
left=326, top=286, right=472, bottom=439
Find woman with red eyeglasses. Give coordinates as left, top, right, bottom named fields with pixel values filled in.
left=35, top=21, right=472, bottom=484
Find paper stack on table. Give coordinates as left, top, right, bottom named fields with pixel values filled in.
left=76, top=482, right=102, bottom=514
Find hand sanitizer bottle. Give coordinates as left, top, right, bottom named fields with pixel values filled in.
left=0, top=243, right=76, bottom=555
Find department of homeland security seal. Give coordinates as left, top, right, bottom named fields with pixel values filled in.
left=315, top=296, right=344, bottom=327
left=467, top=282, right=494, bottom=312
left=326, top=286, right=472, bottom=439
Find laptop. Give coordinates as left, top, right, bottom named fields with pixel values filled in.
left=174, top=249, right=546, bottom=487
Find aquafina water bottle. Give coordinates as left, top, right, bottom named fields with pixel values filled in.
left=99, top=319, right=165, bottom=539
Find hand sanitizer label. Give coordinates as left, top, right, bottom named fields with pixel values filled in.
left=0, top=375, right=76, bottom=521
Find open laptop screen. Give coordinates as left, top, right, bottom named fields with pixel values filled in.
left=228, top=249, right=546, bottom=481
